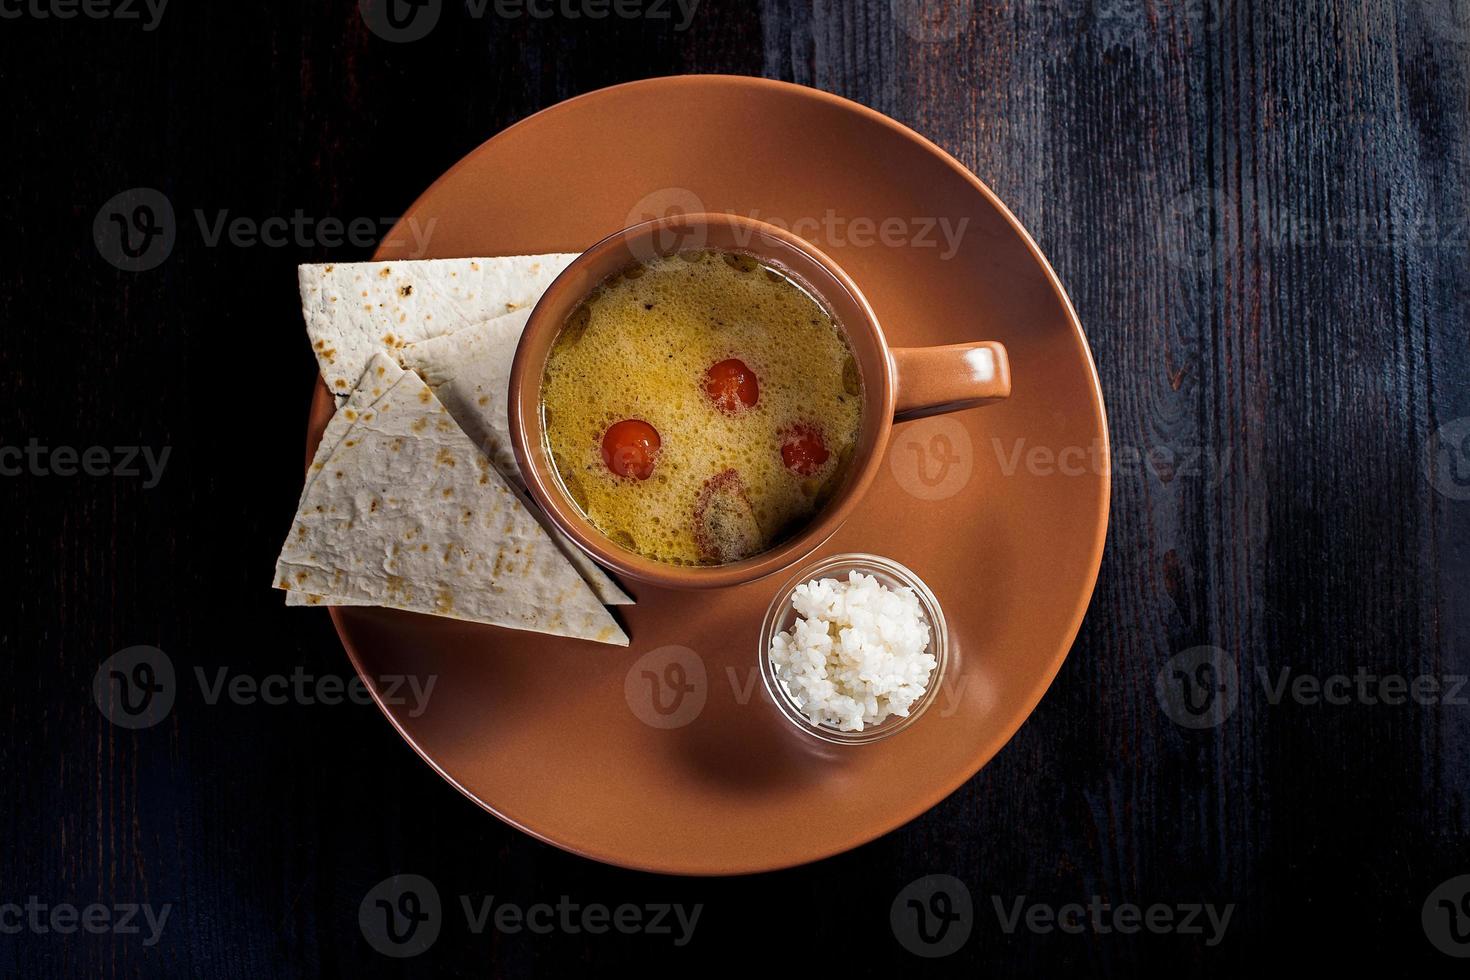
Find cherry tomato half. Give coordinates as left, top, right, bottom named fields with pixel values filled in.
left=601, top=419, right=661, bottom=480
left=703, top=358, right=759, bottom=415
left=780, top=424, right=830, bottom=476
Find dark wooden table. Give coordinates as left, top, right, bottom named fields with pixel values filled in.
left=3, top=0, right=1467, bottom=974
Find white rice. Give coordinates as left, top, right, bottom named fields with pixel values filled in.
left=768, top=570, right=936, bottom=732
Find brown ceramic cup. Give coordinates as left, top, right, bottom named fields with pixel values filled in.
left=508, top=213, right=1011, bottom=590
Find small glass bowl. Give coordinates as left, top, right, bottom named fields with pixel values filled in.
left=759, top=552, right=949, bottom=745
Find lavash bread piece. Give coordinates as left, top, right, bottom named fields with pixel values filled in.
left=395, top=311, right=633, bottom=607
left=398, top=308, right=531, bottom=483
left=274, top=353, right=628, bottom=646
left=282, top=359, right=409, bottom=611
left=299, top=254, right=577, bottom=398
left=298, top=356, right=404, bottom=499
left=296, top=253, right=632, bottom=607
left=280, top=360, right=405, bottom=611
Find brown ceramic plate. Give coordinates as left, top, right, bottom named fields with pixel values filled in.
left=305, top=76, right=1109, bottom=874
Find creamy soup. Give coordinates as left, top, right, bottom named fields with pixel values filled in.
left=540, top=249, right=862, bottom=565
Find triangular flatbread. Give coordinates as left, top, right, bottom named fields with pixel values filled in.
left=274, top=354, right=627, bottom=646
left=396, top=312, right=633, bottom=607
left=398, top=309, right=530, bottom=486
left=299, top=254, right=577, bottom=398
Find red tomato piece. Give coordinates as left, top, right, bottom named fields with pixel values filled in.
left=703, top=358, right=759, bottom=415
left=601, top=419, right=661, bottom=480
left=780, top=424, right=830, bottom=476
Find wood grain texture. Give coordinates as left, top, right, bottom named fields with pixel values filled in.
left=1, top=0, right=1466, bottom=974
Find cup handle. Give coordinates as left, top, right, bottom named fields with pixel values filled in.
left=890, top=341, right=1011, bottom=421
